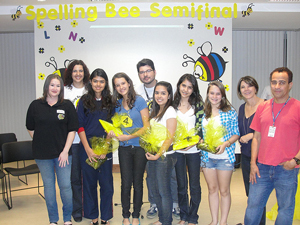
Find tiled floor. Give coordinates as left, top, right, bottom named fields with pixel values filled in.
left=0, top=161, right=299, bottom=225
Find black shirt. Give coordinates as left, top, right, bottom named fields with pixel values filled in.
left=26, top=99, right=79, bottom=159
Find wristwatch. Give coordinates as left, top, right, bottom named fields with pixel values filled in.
left=293, top=157, right=300, bottom=165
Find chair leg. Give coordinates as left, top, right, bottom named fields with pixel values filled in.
left=37, top=173, right=44, bottom=199
left=2, top=175, right=11, bottom=210
left=17, top=161, right=28, bottom=185
left=5, top=174, right=12, bottom=209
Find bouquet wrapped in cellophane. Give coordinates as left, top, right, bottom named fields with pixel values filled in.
left=125, top=120, right=171, bottom=157
left=173, top=117, right=200, bottom=150
left=197, top=118, right=227, bottom=154
left=86, top=136, right=119, bottom=169
left=99, top=112, right=133, bottom=137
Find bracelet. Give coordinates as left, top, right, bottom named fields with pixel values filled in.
left=227, top=140, right=231, bottom=147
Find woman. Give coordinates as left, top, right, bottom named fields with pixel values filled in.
left=110, top=72, right=149, bottom=225
left=146, top=81, right=177, bottom=225
left=64, top=59, right=90, bottom=222
left=201, top=81, right=239, bottom=225
left=26, top=74, right=78, bottom=225
left=77, top=69, right=114, bottom=225
left=237, top=76, right=265, bottom=225
left=173, top=74, right=204, bottom=225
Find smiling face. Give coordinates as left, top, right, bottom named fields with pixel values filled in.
left=208, top=85, right=222, bottom=108
left=179, top=79, right=193, bottom=100
left=240, top=81, right=257, bottom=100
left=154, top=85, right=169, bottom=108
left=72, top=64, right=84, bottom=85
left=91, top=76, right=106, bottom=98
left=271, top=71, right=292, bottom=103
left=138, top=65, right=156, bottom=86
left=114, top=77, right=130, bottom=97
left=48, top=78, right=61, bottom=99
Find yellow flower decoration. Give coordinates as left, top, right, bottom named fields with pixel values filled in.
left=224, top=84, right=229, bottom=91
left=58, top=45, right=65, bottom=53
left=37, top=22, right=44, bottom=29
left=187, top=39, right=195, bottom=47
left=38, top=73, right=45, bottom=80
left=71, top=20, right=78, bottom=27
left=205, top=22, right=213, bottom=30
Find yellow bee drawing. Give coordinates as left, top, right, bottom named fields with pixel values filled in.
left=11, top=5, right=22, bottom=21
left=241, top=3, right=254, bottom=17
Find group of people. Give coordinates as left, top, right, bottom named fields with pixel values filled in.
left=25, top=57, right=300, bottom=225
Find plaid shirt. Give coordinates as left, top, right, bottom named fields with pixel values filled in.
left=201, top=108, right=240, bottom=163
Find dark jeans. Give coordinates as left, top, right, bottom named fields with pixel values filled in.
left=241, top=154, right=265, bottom=225
left=175, top=152, right=201, bottom=224
left=148, top=153, right=177, bottom=225
left=118, top=145, right=147, bottom=219
left=70, top=144, right=82, bottom=219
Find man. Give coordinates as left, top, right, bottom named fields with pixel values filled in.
left=244, top=67, right=300, bottom=225
left=136, top=58, right=180, bottom=220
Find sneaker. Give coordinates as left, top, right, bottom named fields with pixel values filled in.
left=172, top=207, right=180, bottom=220
left=147, top=205, right=158, bottom=219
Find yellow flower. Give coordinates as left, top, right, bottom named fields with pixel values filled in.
left=58, top=45, right=65, bottom=53
left=71, top=20, right=78, bottom=27
left=187, top=39, right=195, bottom=47
left=38, top=73, right=45, bottom=80
left=224, top=84, right=229, bottom=91
left=205, top=22, right=213, bottom=30
left=37, top=22, right=44, bottom=29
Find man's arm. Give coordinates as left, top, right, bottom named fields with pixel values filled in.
left=250, top=130, right=261, bottom=184
left=281, top=150, right=300, bottom=170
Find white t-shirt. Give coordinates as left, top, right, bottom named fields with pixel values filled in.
left=151, top=106, right=177, bottom=155
left=64, top=84, right=87, bottom=144
left=202, top=115, right=228, bottom=159
left=175, top=107, right=199, bottom=154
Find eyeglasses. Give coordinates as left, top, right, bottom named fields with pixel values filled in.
left=271, top=80, right=287, bottom=86
left=139, top=69, right=153, bottom=75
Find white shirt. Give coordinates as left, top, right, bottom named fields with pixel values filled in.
left=175, top=107, right=199, bottom=154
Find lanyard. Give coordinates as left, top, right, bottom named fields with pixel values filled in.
left=143, top=84, right=151, bottom=101
left=272, top=96, right=290, bottom=126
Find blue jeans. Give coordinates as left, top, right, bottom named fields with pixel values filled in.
left=175, top=152, right=201, bottom=224
left=244, top=163, right=299, bottom=225
left=146, top=163, right=178, bottom=206
left=70, top=144, right=82, bottom=219
left=118, top=146, right=147, bottom=219
left=241, top=155, right=265, bottom=225
left=148, top=153, right=177, bottom=225
left=36, top=156, right=73, bottom=223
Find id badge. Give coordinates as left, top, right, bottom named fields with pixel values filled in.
left=268, top=126, right=276, bottom=137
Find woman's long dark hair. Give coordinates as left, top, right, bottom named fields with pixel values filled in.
left=112, top=72, right=136, bottom=110
left=173, top=74, right=203, bottom=114
left=150, top=81, right=173, bottom=122
left=204, top=81, right=232, bottom=119
left=81, top=68, right=113, bottom=117
left=64, top=60, right=90, bottom=88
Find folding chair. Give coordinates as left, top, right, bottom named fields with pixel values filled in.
left=2, top=140, right=44, bottom=209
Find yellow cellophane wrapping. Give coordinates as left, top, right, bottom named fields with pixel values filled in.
left=85, top=137, right=119, bottom=170
left=99, top=113, right=127, bottom=136
left=138, top=120, right=171, bottom=156
left=197, top=118, right=227, bottom=154
left=173, top=117, right=199, bottom=150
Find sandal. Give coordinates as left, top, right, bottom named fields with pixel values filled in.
left=101, top=220, right=109, bottom=224
left=91, top=221, right=99, bottom=225
left=64, top=221, right=72, bottom=225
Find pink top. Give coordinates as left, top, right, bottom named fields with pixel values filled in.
left=250, top=98, right=300, bottom=166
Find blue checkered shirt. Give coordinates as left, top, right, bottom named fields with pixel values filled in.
left=201, top=108, right=240, bottom=163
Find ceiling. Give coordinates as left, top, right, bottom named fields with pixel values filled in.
left=0, top=0, right=300, bottom=33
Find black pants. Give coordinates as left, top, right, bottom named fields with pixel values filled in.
left=119, top=145, right=147, bottom=219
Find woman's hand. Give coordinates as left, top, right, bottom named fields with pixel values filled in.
left=145, top=152, right=160, bottom=161
left=215, top=142, right=227, bottom=155
left=58, top=151, right=69, bottom=167
left=107, top=131, right=116, bottom=139
left=86, top=147, right=100, bottom=163
left=240, top=133, right=253, bottom=144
